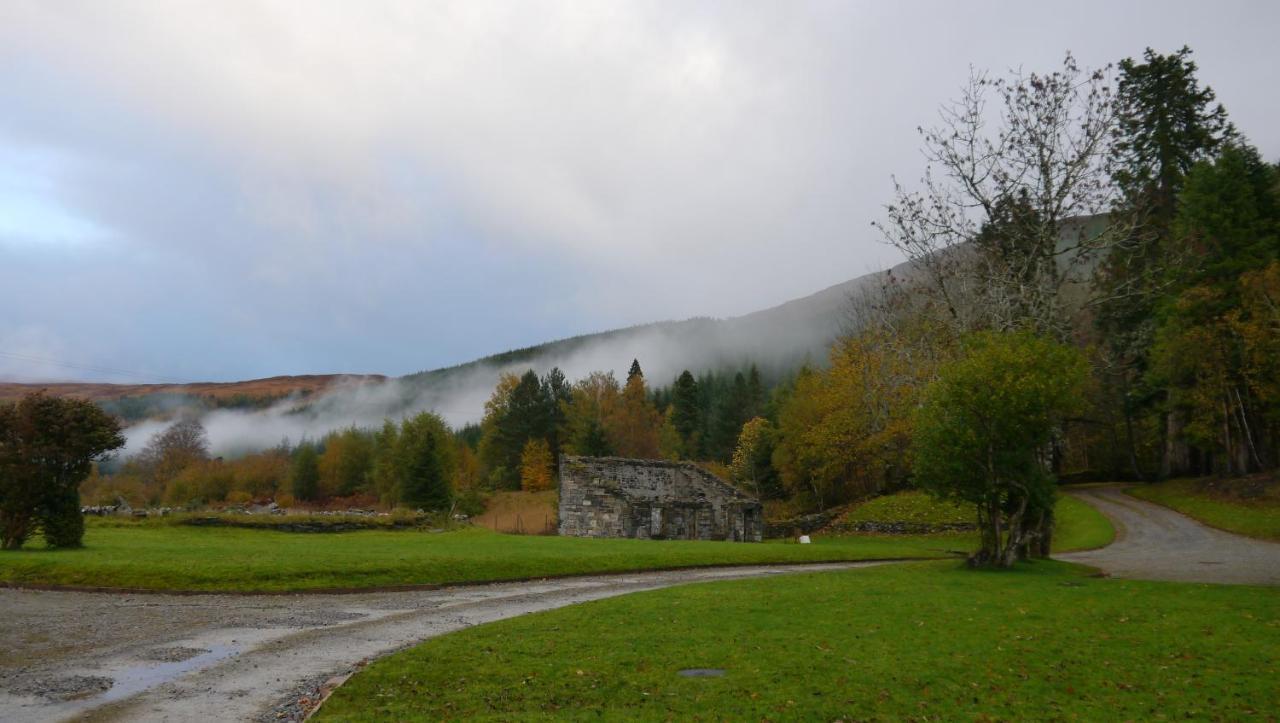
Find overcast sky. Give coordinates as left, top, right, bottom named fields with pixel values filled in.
left=2, top=1, right=1277, bottom=383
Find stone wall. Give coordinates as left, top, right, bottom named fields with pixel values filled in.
left=558, top=455, right=763, bottom=542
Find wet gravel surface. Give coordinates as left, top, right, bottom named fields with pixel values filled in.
left=0, top=562, right=882, bottom=722
left=137, top=648, right=209, bottom=664
left=1058, top=486, right=1280, bottom=585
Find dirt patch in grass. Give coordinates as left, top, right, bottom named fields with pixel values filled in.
left=472, top=490, right=558, bottom=534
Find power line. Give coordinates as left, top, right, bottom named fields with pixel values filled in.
left=0, top=350, right=189, bottom=384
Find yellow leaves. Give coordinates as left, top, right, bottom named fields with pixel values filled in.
left=775, top=329, right=938, bottom=501
left=520, top=438, right=554, bottom=492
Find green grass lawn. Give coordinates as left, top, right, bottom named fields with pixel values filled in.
left=1053, top=492, right=1116, bottom=551
left=316, top=560, right=1280, bottom=722
left=1127, top=479, right=1280, bottom=541
left=840, top=489, right=973, bottom=526
left=0, top=525, right=959, bottom=593
left=0, top=495, right=1110, bottom=593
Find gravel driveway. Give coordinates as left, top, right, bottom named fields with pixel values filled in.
left=0, top=561, right=886, bottom=722
left=1058, top=486, right=1280, bottom=585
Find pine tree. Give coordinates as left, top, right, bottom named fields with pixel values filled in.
left=708, top=372, right=751, bottom=461
left=746, top=365, right=765, bottom=419
left=289, top=443, right=320, bottom=502
left=627, top=359, right=643, bottom=383
left=1151, top=144, right=1280, bottom=475
left=670, top=370, right=701, bottom=457
left=541, top=367, right=571, bottom=460
left=1112, top=47, right=1233, bottom=225
left=397, top=412, right=454, bottom=510
left=478, top=370, right=552, bottom=489
left=1096, top=46, right=1235, bottom=479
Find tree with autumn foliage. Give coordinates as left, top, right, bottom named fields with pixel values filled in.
left=730, top=416, right=781, bottom=499
left=604, top=361, right=662, bottom=458
left=520, top=438, right=555, bottom=492
left=773, top=326, right=949, bottom=510
left=563, top=371, right=618, bottom=457
left=318, top=427, right=374, bottom=497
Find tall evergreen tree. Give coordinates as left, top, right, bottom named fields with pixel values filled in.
left=541, top=367, right=572, bottom=461
left=1112, top=47, right=1233, bottom=225
left=627, top=359, right=643, bottom=383
left=1151, top=144, right=1280, bottom=475
left=479, top=370, right=552, bottom=489
left=670, top=370, right=701, bottom=456
left=746, top=365, right=765, bottom=419
left=289, top=442, right=320, bottom=502
left=1096, top=46, right=1235, bottom=478
left=397, top=411, right=455, bottom=510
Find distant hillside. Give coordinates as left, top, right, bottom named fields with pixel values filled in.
left=0, top=375, right=388, bottom=422
left=404, top=260, right=908, bottom=393
left=0, top=374, right=386, bottom=402
left=4, top=261, right=908, bottom=435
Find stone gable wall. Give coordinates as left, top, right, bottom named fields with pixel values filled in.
left=558, top=456, right=763, bottom=542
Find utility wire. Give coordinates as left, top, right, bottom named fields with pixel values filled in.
left=0, top=350, right=190, bottom=384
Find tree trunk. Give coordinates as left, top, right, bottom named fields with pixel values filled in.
left=1161, top=410, right=1190, bottom=478
left=999, top=494, right=1029, bottom=568
left=1122, top=400, right=1145, bottom=480
left=1, top=512, right=31, bottom=551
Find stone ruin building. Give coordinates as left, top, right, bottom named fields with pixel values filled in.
left=558, top=455, right=764, bottom=542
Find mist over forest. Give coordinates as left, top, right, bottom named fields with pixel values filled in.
left=116, top=263, right=898, bottom=459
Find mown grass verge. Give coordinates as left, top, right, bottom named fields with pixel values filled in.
left=1127, top=478, right=1280, bottom=541
left=316, top=560, right=1279, bottom=722
left=1052, top=492, right=1116, bottom=551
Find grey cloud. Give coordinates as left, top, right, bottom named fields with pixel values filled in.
left=1, top=1, right=1277, bottom=385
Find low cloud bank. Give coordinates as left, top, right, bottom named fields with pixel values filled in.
left=120, top=269, right=885, bottom=458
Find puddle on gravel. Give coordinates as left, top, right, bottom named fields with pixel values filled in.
left=96, top=643, right=240, bottom=704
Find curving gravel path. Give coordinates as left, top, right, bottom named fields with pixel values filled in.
left=0, top=561, right=888, bottom=723
left=1058, top=486, right=1280, bottom=586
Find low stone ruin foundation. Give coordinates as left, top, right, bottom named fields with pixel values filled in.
left=558, top=455, right=763, bottom=542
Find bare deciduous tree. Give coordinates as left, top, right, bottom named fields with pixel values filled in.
left=874, top=53, right=1134, bottom=342
left=138, top=417, right=210, bottom=486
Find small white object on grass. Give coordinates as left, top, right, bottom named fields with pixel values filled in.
left=798, top=535, right=811, bottom=544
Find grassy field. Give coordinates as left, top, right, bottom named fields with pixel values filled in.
left=0, top=526, right=961, bottom=592
left=316, top=560, right=1279, bottom=721
left=1127, top=478, right=1280, bottom=541
left=0, top=494, right=1109, bottom=593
